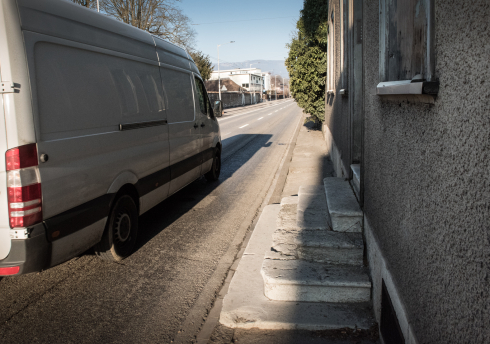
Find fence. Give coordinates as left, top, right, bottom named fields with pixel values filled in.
left=208, top=92, right=264, bottom=109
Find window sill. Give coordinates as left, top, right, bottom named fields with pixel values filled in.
left=376, top=80, right=439, bottom=96
left=376, top=80, right=438, bottom=104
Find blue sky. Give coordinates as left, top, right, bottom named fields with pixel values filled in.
left=178, top=0, right=304, bottom=64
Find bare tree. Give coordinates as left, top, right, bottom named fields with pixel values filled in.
left=72, top=0, right=97, bottom=8
left=100, top=0, right=196, bottom=48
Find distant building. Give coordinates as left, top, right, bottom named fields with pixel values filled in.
left=261, top=72, right=271, bottom=92
left=210, top=68, right=264, bottom=93
left=204, top=78, right=245, bottom=93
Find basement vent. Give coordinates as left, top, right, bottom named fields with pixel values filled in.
left=380, top=280, right=405, bottom=344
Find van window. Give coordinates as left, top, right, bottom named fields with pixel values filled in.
left=160, top=68, right=195, bottom=123
left=194, top=77, right=213, bottom=117
left=34, top=43, right=165, bottom=139
left=193, top=77, right=207, bottom=115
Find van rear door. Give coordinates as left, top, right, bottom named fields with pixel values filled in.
left=0, top=74, right=11, bottom=260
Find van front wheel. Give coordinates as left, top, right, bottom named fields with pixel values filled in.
left=95, top=195, right=138, bottom=261
left=205, top=148, right=221, bottom=181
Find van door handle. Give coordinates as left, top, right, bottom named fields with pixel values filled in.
left=201, top=123, right=205, bottom=127
left=194, top=123, right=198, bottom=129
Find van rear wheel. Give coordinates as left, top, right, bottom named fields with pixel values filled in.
left=205, top=148, right=221, bottom=181
left=95, top=195, right=138, bottom=261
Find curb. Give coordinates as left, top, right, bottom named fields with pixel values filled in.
left=195, top=109, right=304, bottom=344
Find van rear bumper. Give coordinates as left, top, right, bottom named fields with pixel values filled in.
left=0, top=224, right=50, bottom=275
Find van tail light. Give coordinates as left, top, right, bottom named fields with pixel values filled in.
left=5, top=144, right=43, bottom=228
left=0, top=266, right=20, bottom=276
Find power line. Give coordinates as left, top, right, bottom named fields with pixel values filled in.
left=192, top=16, right=296, bottom=26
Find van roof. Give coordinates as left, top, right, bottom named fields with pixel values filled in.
left=17, top=0, right=192, bottom=64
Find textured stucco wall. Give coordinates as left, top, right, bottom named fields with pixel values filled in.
left=363, top=1, right=490, bottom=342
left=325, top=1, right=351, bottom=177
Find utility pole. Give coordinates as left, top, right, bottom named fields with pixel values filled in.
left=217, top=41, right=235, bottom=101
left=97, top=0, right=99, bottom=12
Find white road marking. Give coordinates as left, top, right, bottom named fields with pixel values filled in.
left=217, top=102, right=285, bottom=122
left=258, top=117, right=263, bottom=120
left=239, top=124, right=249, bottom=128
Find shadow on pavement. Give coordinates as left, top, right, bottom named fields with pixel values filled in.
left=132, top=133, right=274, bottom=253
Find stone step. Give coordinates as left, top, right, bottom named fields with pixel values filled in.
left=261, top=259, right=371, bottom=303
left=220, top=300, right=376, bottom=330
left=280, top=195, right=299, bottom=205
left=267, top=229, right=364, bottom=265
left=323, top=178, right=363, bottom=233
left=276, top=198, right=300, bottom=231
left=297, top=185, right=331, bottom=230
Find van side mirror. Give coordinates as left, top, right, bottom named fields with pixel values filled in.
left=213, top=100, right=223, bottom=117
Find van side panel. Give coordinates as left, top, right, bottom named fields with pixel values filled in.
left=17, top=0, right=157, bottom=62
left=161, top=66, right=201, bottom=194
left=25, top=31, right=170, bottom=244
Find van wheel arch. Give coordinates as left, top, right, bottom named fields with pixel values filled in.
left=111, top=184, right=140, bottom=214
left=204, top=145, right=221, bottom=181
left=95, top=186, right=140, bottom=261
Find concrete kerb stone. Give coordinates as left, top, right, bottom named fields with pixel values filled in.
left=276, top=203, right=300, bottom=231
left=280, top=195, right=299, bottom=205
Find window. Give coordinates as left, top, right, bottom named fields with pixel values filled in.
left=379, top=0, right=435, bottom=82
left=160, top=68, right=195, bottom=123
left=194, top=77, right=211, bottom=117
left=327, top=9, right=335, bottom=93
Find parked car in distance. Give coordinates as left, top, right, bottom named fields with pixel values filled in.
left=0, top=0, right=222, bottom=276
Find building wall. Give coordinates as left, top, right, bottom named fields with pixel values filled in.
left=323, top=0, right=489, bottom=342
left=210, top=69, right=263, bottom=92
left=208, top=92, right=261, bottom=109
left=324, top=1, right=351, bottom=177
left=362, top=1, right=490, bottom=343
left=262, top=73, right=271, bottom=91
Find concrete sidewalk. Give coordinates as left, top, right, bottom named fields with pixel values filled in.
left=207, top=117, right=378, bottom=343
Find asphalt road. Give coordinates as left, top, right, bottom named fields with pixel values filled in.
left=0, top=100, right=302, bottom=344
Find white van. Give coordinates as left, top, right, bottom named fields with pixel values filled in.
left=0, top=0, right=222, bottom=275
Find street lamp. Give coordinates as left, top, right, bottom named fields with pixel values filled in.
left=217, top=41, right=235, bottom=101
left=250, top=62, right=260, bottom=104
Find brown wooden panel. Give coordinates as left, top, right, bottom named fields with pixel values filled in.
left=412, top=0, right=428, bottom=78
left=383, top=0, right=429, bottom=81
